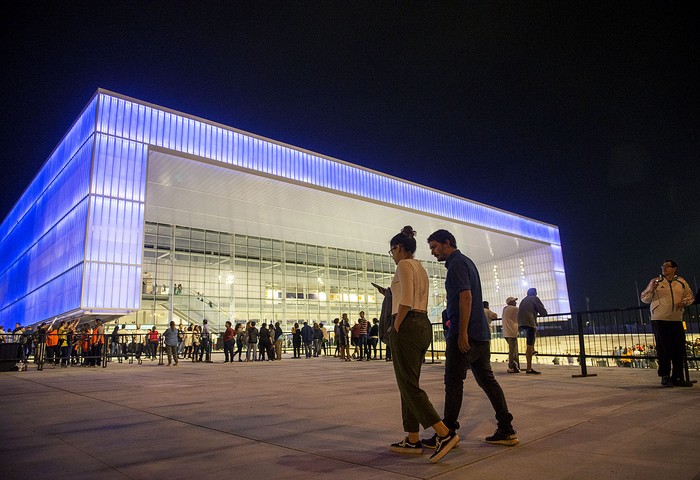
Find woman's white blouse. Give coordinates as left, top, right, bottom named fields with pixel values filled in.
left=391, top=258, right=429, bottom=314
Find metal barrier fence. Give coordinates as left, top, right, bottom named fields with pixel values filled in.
left=5, top=305, right=699, bottom=377
left=426, top=304, right=700, bottom=379
left=1, top=330, right=392, bottom=370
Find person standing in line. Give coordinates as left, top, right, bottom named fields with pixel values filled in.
left=176, top=323, right=185, bottom=357
left=191, top=325, right=201, bottom=362
left=427, top=229, right=518, bottom=447
left=312, top=322, right=323, bottom=357
left=258, top=323, right=272, bottom=361
left=93, top=319, right=105, bottom=366
left=320, top=323, right=328, bottom=356
left=340, top=314, right=352, bottom=361
left=109, top=324, right=120, bottom=359
left=132, top=324, right=145, bottom=364
left=223, top=321, right=236, bottom=363
left=502, top=297, right=520, bottom=373
left=517, top=287, right=548, bottom=374
left=45, top=323, right=59, bottom=367
left=352, top=320, right=363, bottom=359
left=483, top=301, right=498, bottom=334
left=200, top=319, right=212, bottom=363
left=369, top=318, right=379, bottom=359
left=163, top=321, right=179, bottom=366
left=274, top=322, right=284, bottom=360
left=332, top=319, right=340, bottom=357
left=57, top=320, right=71, bottom=368
left=301, top=321, right=314, bottom=359
left=387, top=226, right=459, bottom=463
left=357, top=311, right=369, bottom=361
left=291, top=322, right=302, bottom=358
left=235, top=323, right=246, bottom=362
left=118, top=324, right=128, bottom=362
left=246, top=322, right=258, bottom=361
left=148, top=326, right=160, bottom=361
left=641, top=260, right=695, bottom=387
left=182, top=325, right=193, bottom=359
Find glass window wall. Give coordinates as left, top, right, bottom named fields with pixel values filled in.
left=127, top=221, right=447, bottom=332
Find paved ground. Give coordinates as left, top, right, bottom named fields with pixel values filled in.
left=1, top=354, right=698, bottom=480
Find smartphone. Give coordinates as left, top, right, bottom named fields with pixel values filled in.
left=370, top=282, right=386, bottom=294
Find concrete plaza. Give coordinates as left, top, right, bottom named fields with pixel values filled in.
left=1, top=354, right=698, bottom=480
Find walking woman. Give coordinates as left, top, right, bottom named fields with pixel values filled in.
left=387, top=226, right=458, bottom=463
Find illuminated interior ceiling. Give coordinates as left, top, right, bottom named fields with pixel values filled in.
left=145, top=150, right=547, bottom=264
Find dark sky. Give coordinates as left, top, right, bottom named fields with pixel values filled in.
left=1, top=1, right=698, bottom=311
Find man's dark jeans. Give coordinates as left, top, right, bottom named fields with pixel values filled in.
left=652, top=320, right=685, bottom=380
left=358, top=334, right=369, bottom=359
left=443, top=335, right=514, bottom=433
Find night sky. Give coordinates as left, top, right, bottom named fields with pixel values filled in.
left=2, top=2, right=698, bottom=311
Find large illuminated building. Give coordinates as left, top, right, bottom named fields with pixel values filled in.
left=0, top=89, right=570, bottom=332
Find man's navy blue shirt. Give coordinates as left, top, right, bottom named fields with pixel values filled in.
left=444, top=249, right=490, bottom=342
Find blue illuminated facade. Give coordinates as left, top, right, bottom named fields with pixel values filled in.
left=0, top=89, right=570, bottom=329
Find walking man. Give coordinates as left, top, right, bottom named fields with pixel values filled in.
left=426, top=229, right=518, bottom=446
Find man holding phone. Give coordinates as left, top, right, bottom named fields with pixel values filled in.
left=641, top=260, right=695, bottom=387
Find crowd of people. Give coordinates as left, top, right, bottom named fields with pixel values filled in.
left=612, top=344, right=658, bottom=369
left=0, top=312, right=395, bottom=367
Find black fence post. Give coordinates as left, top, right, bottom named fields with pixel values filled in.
left=36, top=338, right=45, bottom=371
left=572, top=311, right=597, bottom=378
left=428, top=328, right=436, bottom=364
left=101, top=343, right=108, bottom=368
left=158, top=336, right=165, bottom=365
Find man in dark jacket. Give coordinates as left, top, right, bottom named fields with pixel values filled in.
left=301, top=321, right=314, bottom=358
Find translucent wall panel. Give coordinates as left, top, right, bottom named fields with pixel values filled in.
left=83, top=263, right=141, bottom=309
left=0, top=199, right=89, bottom=323
left=1, top=265, right=84, bottom=328
left=478, top=245, right=571, bottom=315
left=550, top=245, right=571, bottom=313
left=0, top=96, right=96, bottom=328
left=95, top=92, right=560, bottom=245
left=82, top=134, right=147, bottom=310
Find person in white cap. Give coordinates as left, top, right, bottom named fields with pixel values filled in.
left=518, top=288, right=547, bottom=374
left=502, top=297, right=520, bottom=373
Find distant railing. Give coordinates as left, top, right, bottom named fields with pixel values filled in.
left=426, top=304, right=700, bottom=379
left=3, top=329, right=391, bottom=369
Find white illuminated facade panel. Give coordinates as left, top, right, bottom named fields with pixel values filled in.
left=94, top=92, right=560, bottom=245
left=82, top=134, right=147, bottom=311
left=478, top=245, right=570, bottom=318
